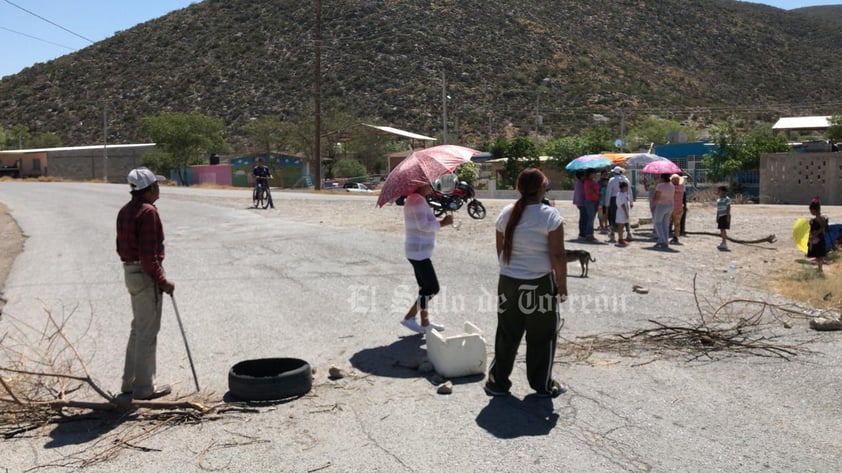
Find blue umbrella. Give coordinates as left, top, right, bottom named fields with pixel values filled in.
left=565, top=154, right=613, bottom=171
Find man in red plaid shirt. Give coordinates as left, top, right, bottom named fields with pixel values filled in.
left=116, top=167, right=175, bottom=401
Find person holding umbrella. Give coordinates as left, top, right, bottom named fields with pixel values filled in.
left=400, top=182, right=453, bottom=333
left=651, top=173, right=675, bottom=249
left=485, top=168, right=568, bottom=398
left=116, top=167, right=174, bottom=400
left=376, top=145, right=478, bottom=333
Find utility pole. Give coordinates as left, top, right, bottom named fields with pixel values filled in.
left=619, top=107, right=626, bottom=150
left=441, top=69, right=447, bottom=145
left=103, top=102, right=108, bottom=182
left=313, top=0, right=322, bottom=190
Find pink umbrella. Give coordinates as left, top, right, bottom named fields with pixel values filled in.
left=377, top=145, right=479, bottom=207
left=641, top=159, right=682, bottom=175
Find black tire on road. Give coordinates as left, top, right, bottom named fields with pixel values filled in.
left=468, top=200, right=486, bottom=220
left=228, top=358, right=312, bottom=402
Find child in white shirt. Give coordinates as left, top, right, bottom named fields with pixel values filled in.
left=615, top=181, right=631, bottom=246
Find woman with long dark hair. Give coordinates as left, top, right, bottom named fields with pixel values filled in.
left=485, top=168, right=568, bottom=398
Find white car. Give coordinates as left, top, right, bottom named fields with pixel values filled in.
left=343, top=182, right=372, bottom=192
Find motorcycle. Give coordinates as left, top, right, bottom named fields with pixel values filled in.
left=426, top=180, right=487, bottom=220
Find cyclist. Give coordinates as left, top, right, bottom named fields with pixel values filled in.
left=252, top=157, right=275, bottom=208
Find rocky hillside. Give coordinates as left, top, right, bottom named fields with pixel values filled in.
left=2, top=0, right=842, bottom=149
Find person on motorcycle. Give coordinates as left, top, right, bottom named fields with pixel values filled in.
left=252, top=157, right=275, bottom=209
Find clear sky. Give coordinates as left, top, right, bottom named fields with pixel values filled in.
left=0, top=0, right=839, bottom=79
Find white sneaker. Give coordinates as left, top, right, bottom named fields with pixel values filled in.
left=423, top=321, right=445, bottom=332
left=400, top=318, right=424, bottom=334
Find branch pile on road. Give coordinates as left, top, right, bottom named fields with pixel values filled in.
left=0, top=305, right=256, bottom=462
left=559, top=276, right=823, bottom=364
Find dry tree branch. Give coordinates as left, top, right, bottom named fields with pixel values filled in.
left=559, top=277, right=817, bottom=364
left=44, top=309, right=114, bottom=402
left=684, top=231, right=777, bottom=245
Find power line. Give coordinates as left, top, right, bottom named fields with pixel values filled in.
left=2, top=0, right=94, bottom=44
left=0, top=25, right=75, bottom=50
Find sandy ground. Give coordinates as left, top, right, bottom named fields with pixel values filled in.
left=0, top=191, right=830, bottom=315
left=264, top=190, right=828, bottom=294
left=1, top=186, right=839, bottom=472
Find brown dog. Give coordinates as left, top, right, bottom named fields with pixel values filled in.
left=565, top=249, right=595, bottom=277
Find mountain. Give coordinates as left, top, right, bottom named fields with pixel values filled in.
left=792, top=5, right=842, bottom=25
left=2, top=0, right=842, bottom=149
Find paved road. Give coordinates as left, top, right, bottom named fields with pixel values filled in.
left=1, top=182, right=840, bottom=472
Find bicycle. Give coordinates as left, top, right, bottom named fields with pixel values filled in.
left=253, top=180, right=270, bottom=209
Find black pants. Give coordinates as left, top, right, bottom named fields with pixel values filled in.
left=409, top=258, right=439, bottom=310
left=487, top=273, right=560, bottom=393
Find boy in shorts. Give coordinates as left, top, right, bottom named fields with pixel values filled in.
left=716, top=186, right=731, bottom=250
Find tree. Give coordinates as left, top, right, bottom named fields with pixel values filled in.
left=827, top=114, right=842, bottom=141
left=341, top=126, right=389, bottom=175
left=241, top=117, right=283, bottom=154
left=30, top=132, right=63, bottom=149
left=280, top=102, right=358, bottom=189
left=455, top=161, right=479, bottom=187
left=499, top=136, right=540, bottom=188
left=703, top=119, right=790, bottom=185
left=543, top=135, right=590, bottom=170
left=582, top=125, right=613, bottom=154
left=626, top=117, right=698, bottom=148
left=139, top=112, right=228, bottom=184
left=6, top=124, right=30, bottom=150
left=333, top=158, right=367, bottom=179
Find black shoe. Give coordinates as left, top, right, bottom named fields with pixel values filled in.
left=535, top=380, right=568, bottom=398
left=483, top=383, right=510, bottom=397
left=133, top=384, right=172, bottom=401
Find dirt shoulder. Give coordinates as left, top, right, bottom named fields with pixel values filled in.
left=0, top=203, right=25, bottom=314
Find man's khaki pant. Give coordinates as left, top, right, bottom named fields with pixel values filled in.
left=672, top=208, right=684, bottom=238
left=121, top=264, right=163, bottom=397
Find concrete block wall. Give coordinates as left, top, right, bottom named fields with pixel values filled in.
left=760, top=152, right=842, bottom=205
left=48, top=146, right=154, bottom=183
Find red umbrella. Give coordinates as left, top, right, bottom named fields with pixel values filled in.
left=376, top=145, right=479, bottom=207
left=641, top=159, right=682, bottom=175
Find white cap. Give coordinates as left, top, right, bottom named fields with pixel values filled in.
left=611, top=166, right=625, bottom=174
left=128, top=167, right=165, bottom=191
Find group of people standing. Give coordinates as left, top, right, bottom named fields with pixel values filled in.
left=573, top=166, right=641, bottom=247
left=573, top=166, right=695, bottom=249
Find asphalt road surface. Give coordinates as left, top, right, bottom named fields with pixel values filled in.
left=1, top=182, right=841, bottom=472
